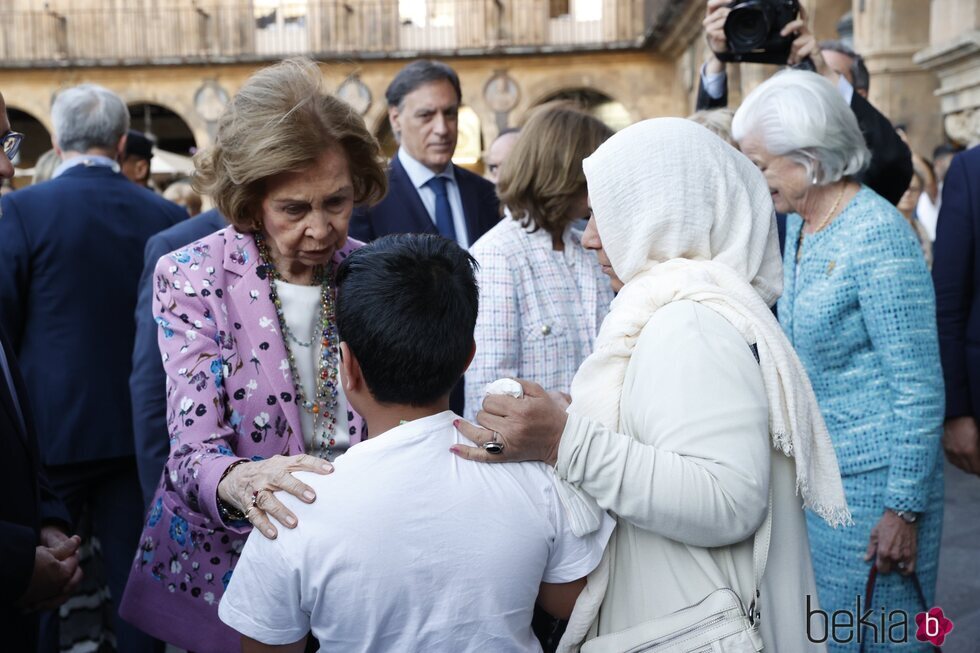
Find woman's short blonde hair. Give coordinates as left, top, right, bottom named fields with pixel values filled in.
left=194, top=57, right=387, bottom=232
left=497, top=102, right=613, bottom=237
left=687, top=108, right=735, bottom=146
left=163, top=179, right=203, bottom=216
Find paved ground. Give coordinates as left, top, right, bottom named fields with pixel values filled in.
left=935, top=459, right=980, bottom=653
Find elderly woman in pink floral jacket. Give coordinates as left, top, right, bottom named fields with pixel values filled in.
left=119, top=58, right=386, bottom=653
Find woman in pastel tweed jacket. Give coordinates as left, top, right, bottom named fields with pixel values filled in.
left=119, top=59, right=386, bottom=652
left=734, top=70, right=944, bottom=652
left=466, top=103, right=614, bottom=419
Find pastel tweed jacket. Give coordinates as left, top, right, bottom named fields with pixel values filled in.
left=779, top=185, right=944, bottom=512
left=465, top=218, right=613, bottom=419
left=120, top=227, right=364, bottom=653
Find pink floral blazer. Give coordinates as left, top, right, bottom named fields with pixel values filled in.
left=120, top=227, right=364, bottom=653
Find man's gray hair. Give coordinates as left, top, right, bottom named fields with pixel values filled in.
left=819, top=39, right=870, bottom=92
left=51, top=84, right=129, bottom=153
left=732, top=69, right=870, bottom=186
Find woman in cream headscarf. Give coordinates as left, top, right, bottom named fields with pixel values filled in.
left=453, top=118, right=850, bottom=652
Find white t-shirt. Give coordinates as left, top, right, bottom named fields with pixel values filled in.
left=219, top=411, right=613, bottom=652
left=274, top=280, right=350, bottom=457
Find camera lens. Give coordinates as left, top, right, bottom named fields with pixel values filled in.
left=725, top=2, right=771, bottom=52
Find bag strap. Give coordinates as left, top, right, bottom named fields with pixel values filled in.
left=859, top=564, right=941, bottom=653
left=748, top=483, right=774, bottom=625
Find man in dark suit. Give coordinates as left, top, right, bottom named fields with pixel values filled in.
left=0, top=89, right=82, bottom=653
left=350, top=60, right=500, bottom=415
left=933, top=145, right=980, bottom=476
left=350, top=60, right=499, bottom=248
left=131, top=208, right=227, bottom=507
left=697, top=0, right=912, bottom=209
left=0, top=84, right=186, bottom=653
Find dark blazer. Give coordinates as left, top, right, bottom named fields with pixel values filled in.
left=933, top=146, right=980, bottom=419
left=694, top=72, right=912, bottom=206
left=0, top=165, right=187, bottom=466
left=0, top=326, right=71, bottom=651
left=349, top=153, right=500, bottom=246
left=131, top=209, right=228, bottom=507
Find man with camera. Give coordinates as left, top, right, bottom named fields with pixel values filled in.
left=697, top=0, right=911, bottom=208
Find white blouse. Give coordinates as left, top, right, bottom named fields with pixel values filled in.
left=274, top=280, right=350, bottom=458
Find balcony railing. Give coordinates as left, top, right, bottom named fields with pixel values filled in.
left=0, top=1, right=647, bottom=67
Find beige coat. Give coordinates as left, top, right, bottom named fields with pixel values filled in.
left=555, top=301, right=825, bottom=652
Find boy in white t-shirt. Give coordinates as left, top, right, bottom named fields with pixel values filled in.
left=219, top=234, right=613, bottom=653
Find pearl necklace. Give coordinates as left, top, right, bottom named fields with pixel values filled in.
left=255, top=233, right=341, bottom=458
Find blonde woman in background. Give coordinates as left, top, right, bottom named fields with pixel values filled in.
left=31, top=148, right=60, bottom=184
left=465, top=103, right=614, bottom=420
left=687, top=107, right=735, bottom=146
left=897, top=166, right=933, bottom=268
left=162, top=178, right=203, bottom=216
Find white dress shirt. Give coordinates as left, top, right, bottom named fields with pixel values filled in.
left=397, top=147, right=470, bottom=247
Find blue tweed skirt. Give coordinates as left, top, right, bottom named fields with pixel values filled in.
left=806, top=466, right=944, bottom=652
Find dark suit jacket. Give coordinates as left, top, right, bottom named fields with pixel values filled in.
left=0, top=327, right=71, bottom=651
left=0, top=165, right=187, bottom=466
left=933, top=146, right=980, bottom=419
left=694, top=72, right=912, bottom=206
left=349, top=154, right=500, bottom=247
left=131, top=209, right=227, bottom=507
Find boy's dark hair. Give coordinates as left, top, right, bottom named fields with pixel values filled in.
left=335, top=234, right=478, bottom=407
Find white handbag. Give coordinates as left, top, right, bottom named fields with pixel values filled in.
left=580, top=490, right=773, bottom=653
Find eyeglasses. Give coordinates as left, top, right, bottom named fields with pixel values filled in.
left=3, top=131, right=24, bottom=162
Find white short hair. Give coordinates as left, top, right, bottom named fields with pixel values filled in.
left=732, top=69, right=870, bottom=185
left=51, top=84, right=129, bottom=153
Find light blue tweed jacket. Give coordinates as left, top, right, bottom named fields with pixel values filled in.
left=778, top=186, right=944, bottom=514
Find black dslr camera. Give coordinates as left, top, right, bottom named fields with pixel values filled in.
left=716, top=0, right=801, bottom=65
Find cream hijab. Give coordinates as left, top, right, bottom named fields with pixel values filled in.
left=562, top=118, right=850, bottom=530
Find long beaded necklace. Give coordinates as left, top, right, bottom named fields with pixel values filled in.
left=255, top=232, right=341, bottom=458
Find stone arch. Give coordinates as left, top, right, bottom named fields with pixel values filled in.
left=521, top=75, right=639, bottom=127
left=6, top=106, right=53, bottom=169
left=126, top=101, right=198, bottom=156
left=533, top=87, right=632, bottom=131
left=121, top=94, right=208, bottom=153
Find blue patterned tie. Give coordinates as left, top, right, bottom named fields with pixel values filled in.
left=425, top=176, right=457, bottom=241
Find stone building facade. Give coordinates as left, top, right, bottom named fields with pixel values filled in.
left=0, top=0, right=973, bottom=176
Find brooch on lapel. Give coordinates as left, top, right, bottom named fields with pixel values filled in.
left=826, top=260, right=836, bottom=275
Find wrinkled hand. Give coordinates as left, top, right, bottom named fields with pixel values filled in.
left=865, top=510, right=918, bottom=575
left=218, top=454, right=333, bottom=539
left=703, top=0, right=730, bottom=56
left=451, top=379, right=568, bottom=466
left=17, top=534, right=82, bottom=611
left=943, top=416, right=980, bottom=475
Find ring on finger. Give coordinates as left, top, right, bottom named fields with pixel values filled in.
left=483, top=431, right=505, bottom=455
left=251, top=489, right=265, bottom=509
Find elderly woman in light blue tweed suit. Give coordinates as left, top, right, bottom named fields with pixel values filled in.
left=734, top=70, right=944, bottom=652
